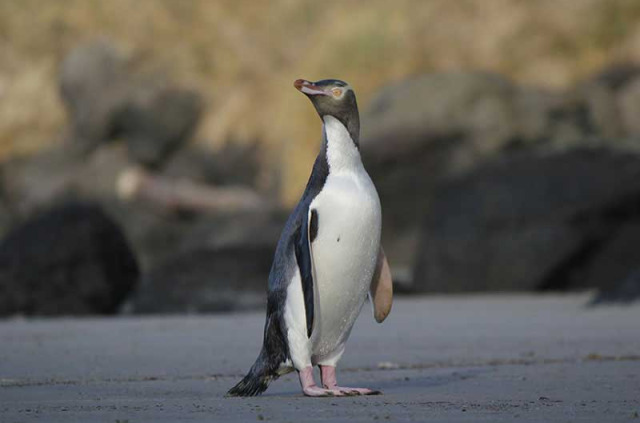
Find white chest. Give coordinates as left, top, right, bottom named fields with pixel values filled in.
left=307, top=117, right=382, bottom=360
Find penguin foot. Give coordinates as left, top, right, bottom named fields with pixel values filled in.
left=298, top=366, right=347, bottom=397
left=326, top=386, right=382, bottom=396
left=302, top=386, right=346, bottom=397
left=319, top=365, right=382, bottom=396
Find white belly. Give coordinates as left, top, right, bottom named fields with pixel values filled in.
left=309, top=169, right=381, bottom=361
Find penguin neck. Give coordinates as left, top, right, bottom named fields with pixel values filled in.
left=322, top=115, right=362, bottom=173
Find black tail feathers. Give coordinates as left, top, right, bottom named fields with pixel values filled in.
left=227, top=314, right=290, bottom=397
left=226, top=357, right=277, bottom=397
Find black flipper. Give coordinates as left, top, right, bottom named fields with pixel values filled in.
left=295, top=208, right=316, bottom=338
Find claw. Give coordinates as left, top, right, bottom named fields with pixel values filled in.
left=319, top=365, right=382, bottom=396
left=303, top=386, right=345, bottom=397
left=339, top=389, right=360, bottom=396
left=332, top=386, right=381, bottom=396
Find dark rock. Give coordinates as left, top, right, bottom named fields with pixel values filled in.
left=113, top=86, right=202, bottom=168
left=584, top=222, right=640, bottom=305
left=101, top=202, right=196, bottom=269
left=592, top=64, right=640, bottom=89
left=125, top=209, right=285, bottom=313
left=161, top=142, right=262, bottom=187
left=362, top=72, right=592, bottom=163
left=0, top=201, right=11, bottom=239
left=578, top=63, right=640, bottom=139
left=179, top=211, right=285, bottom=252
left=2, top=147, right=83, bottom=215
left=0, top=202, right=139, bottom=316
left=580, top=223, right=640, bottom=293
left=590, top=269, right=640, bottom=305
left=412, top=147, right=640, bottom=293
left=59, top=38, right=127, bottom=151
left=105, top=190, right=284, bottom=272
left=129, top=245, right=273, bottom=313
left=59, top=38, right=202, bottom=167
left=1, top=137, right=278, bottom=280
left=0, top=178, right=14, bottom=238
left=617, top=77, right=640, bottom=136
left=363, top=72, right=521, bottom=159
left=361, top=72, right=593, bottom=271
left=1, top=144, right=131, bottom=215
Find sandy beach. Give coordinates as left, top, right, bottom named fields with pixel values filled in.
left=1, top=294, right=639, bottom=422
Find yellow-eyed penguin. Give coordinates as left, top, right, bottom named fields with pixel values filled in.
left=227, top=79, right=393, bottom=397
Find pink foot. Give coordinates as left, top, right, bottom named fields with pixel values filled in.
left=329, top=386, right=382, bottom=396
left=302, top=385, right=346, bottom=397
left=320, top=365, right=382, bottom=396
left=299, top=366, right=346, bottom=397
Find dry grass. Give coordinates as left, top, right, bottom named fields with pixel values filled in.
left=1, top=0, right=640, bottom=204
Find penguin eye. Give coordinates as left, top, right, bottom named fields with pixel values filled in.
left=331, top=88, right=343, bottom=97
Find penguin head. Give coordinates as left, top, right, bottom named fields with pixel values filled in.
left=294, top=79, right=360, bottom=143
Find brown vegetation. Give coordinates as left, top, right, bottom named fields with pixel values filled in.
left=1, top=0, right=640, bottom=203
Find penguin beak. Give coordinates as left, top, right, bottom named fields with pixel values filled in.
left=294, top=79, right=329, bottom=96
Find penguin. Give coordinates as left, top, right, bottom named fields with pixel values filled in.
left=227, top=79, right=393, bottom=397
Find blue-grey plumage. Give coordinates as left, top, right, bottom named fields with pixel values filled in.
left=226, top=132, right=328, bottom=397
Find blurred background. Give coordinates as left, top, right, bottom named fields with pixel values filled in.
left=1, top=0, right=640, bottom=317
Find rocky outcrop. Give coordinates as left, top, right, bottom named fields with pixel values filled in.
left=6, top=52, right=640, bottom=315
left=361, top=67, right=640, bottom=287
left=59, top=38, right=127, bottom=150
left=128, top=245, right=273, bottom=314
left=1, top=144, right=131, bottom=216
left=0, top=202, right=139, bottom=316
left=577, top=64, right=640, bottom=140
left=127, top=211, right=285, bottom=313
left=59, top=38, right=202, bottom=167
left=360, top=71, right=594, bottom=271
left=412, top=146, right=640, bottom=293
